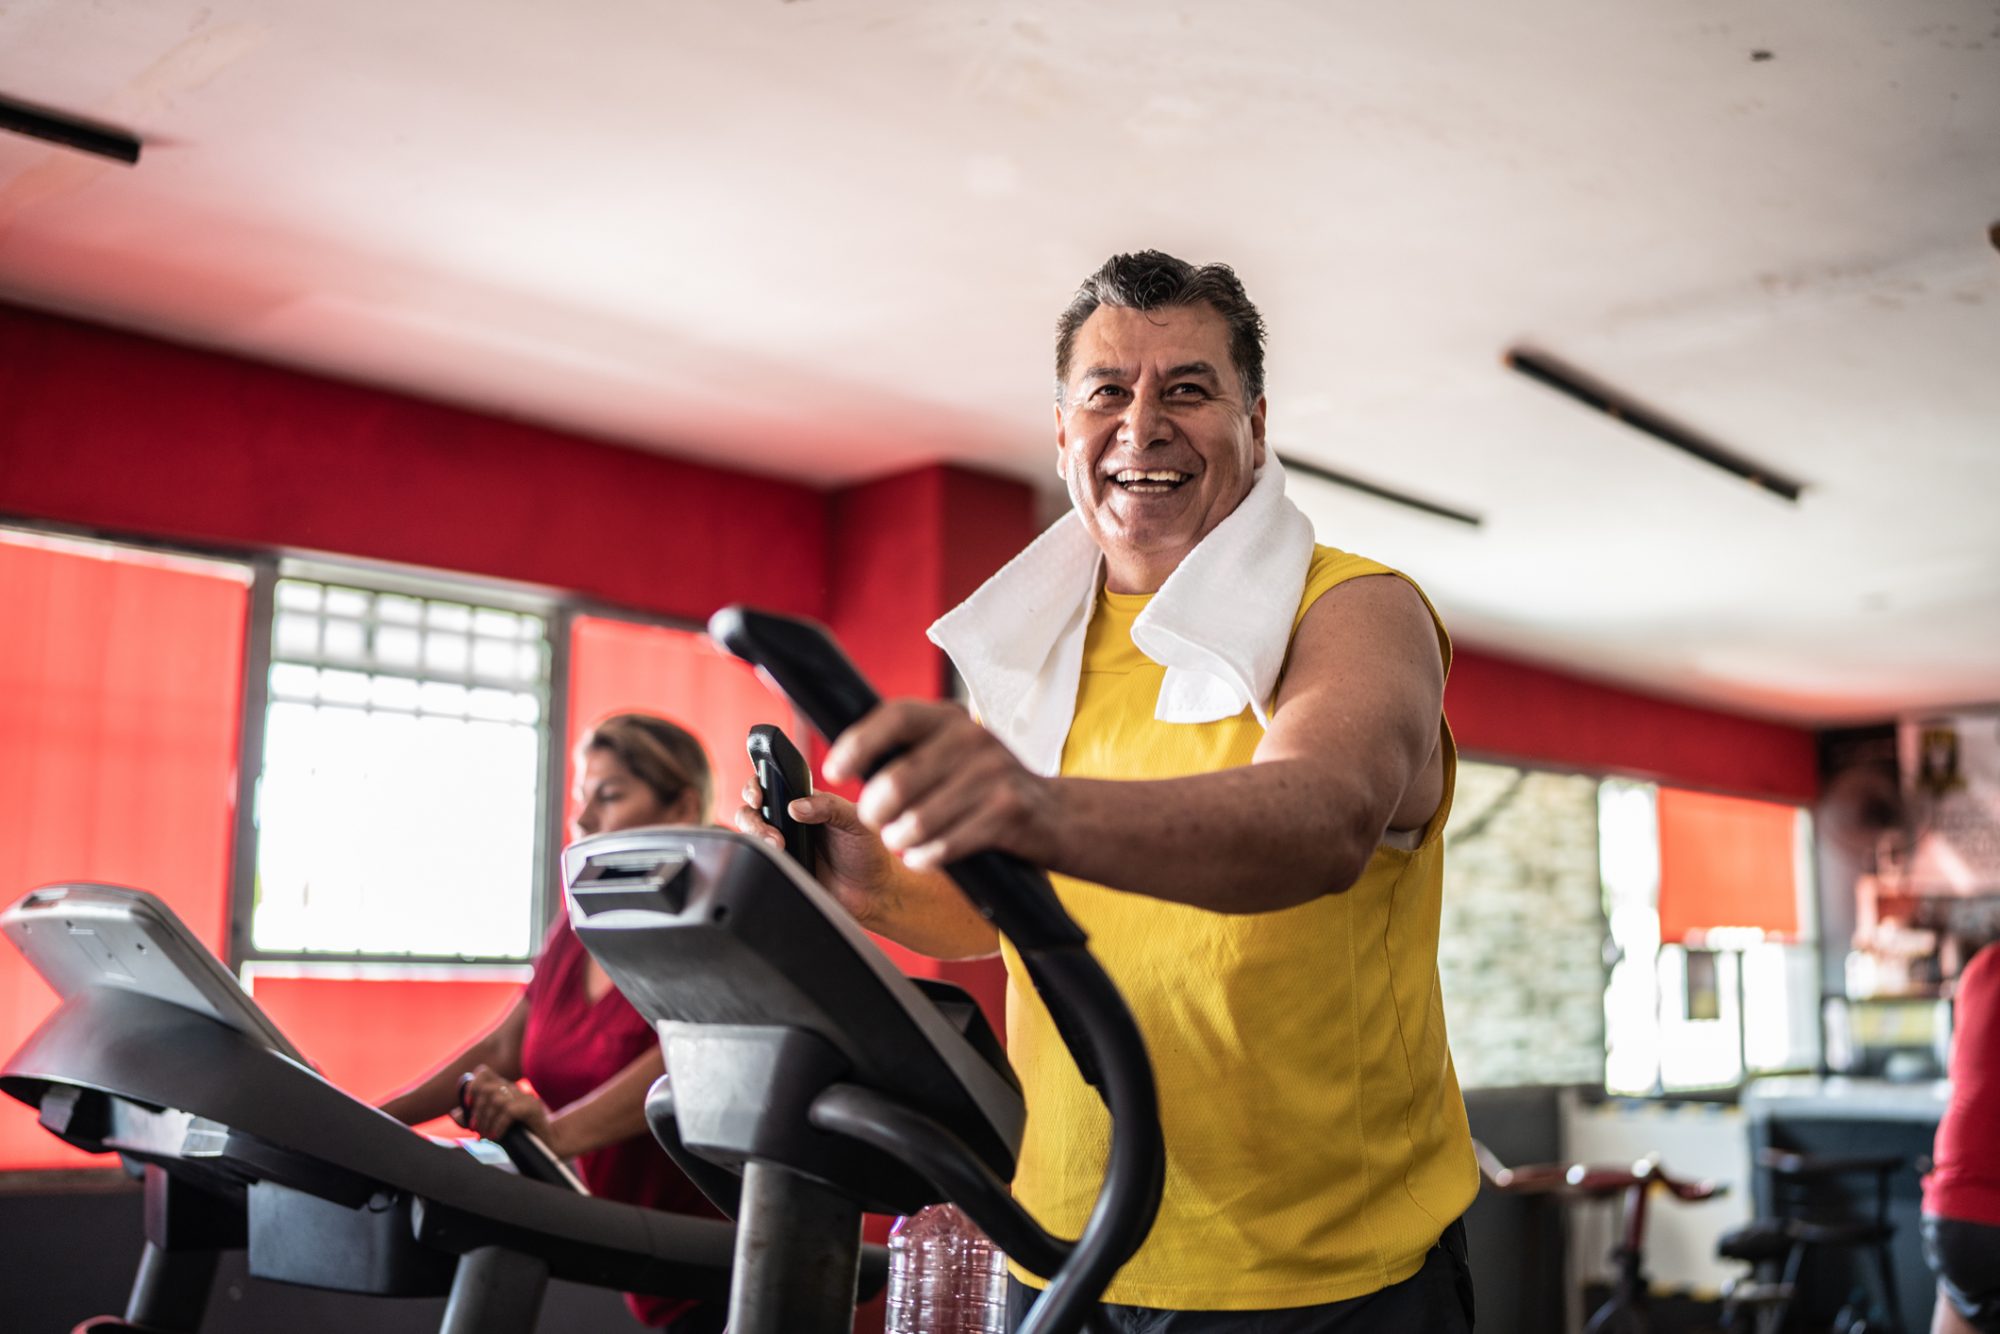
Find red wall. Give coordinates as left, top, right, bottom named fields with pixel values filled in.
left=826, top=466, right=1040, bottom=1028
left=827, top=465, right=1040, bottom=703
left=0, top=301, right=1814, bottom=807
left=0, top=306, right=827, bottom=625
left=1449, top=645, right=1819, bottom=803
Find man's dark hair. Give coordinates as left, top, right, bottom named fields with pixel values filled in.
left=1053, top=250, right=1267, bottom=404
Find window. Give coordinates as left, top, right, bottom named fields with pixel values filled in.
left=249, top=575, right=552, bottom=962
left=1602, top=781, right=1820, bottom=1095
left=1439, top=760, right=1820, bottom=1096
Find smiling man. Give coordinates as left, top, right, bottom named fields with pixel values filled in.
left=737, top=251, right=1478, bottom=1330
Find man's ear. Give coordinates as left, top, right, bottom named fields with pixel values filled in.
left=1054, top=401, right=1069, bottom=478
left=1251, top=396, right=1268, bottom=468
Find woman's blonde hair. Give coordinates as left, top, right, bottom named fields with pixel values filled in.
left=579, top=713, right=715, bottom=819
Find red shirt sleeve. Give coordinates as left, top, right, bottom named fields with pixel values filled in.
left=1926, top=944, right=2000, bottom=1225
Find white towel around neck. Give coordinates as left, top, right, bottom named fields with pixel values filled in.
left=927, top=456, right=1316, bottom=776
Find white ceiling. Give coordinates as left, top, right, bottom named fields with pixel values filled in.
left=4, top=0, right=1997, bottom=727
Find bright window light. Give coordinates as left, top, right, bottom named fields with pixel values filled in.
left=1600, top=780, right=1820, bottom=1095
left=251, top=578, right=549, bottom=960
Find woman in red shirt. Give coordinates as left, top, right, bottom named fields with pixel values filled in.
left=380, top=713, right=725, bottom=1331
left=1926, top=941, right=2000, bottom=1334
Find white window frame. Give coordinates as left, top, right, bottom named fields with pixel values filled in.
left=229, top=556, right=569, bottom=972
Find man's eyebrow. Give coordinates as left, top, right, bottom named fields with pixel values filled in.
left=1077, top=362, right=1222, bottom=382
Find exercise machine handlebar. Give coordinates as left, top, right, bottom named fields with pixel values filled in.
left=708, top=605, right=1163, bottom=1334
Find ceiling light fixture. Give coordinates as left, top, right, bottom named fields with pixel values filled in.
left=1277, top=454, right=1483, bottom=528
left=1504, top=347, right=1803, bottom=503
left=0, top=93, right=141, bottom=164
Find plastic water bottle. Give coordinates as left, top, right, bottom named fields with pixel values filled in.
left=884, top=1203, right=1008, bottom=1333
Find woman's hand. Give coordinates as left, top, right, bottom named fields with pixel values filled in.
left=457, top=1065, right=557, bottom=1150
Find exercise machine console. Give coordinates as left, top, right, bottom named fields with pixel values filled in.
left=0, top=882, right=746, bottom=1333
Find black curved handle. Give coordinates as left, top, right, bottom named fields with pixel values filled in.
left=457, top=1072, right=588, bottom=1193
left=707, top=605, right=1162, bottom=1334
left=709, top=607, right=1083, bottom=952
left=747, top=723, right=816, bottom=873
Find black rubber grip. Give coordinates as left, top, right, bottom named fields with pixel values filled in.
left=456, top=1072, right=585, bottom=1192
left=747, top=723, right=815, bottom=873
left=708, top=607, right=1085, bottom=950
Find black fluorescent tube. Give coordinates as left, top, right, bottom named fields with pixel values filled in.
left=0, top=93, right=142, bottom=164
left=1506, top=348, right=1803, bottom=503
left=1278, top=454, right=1483, bottom=528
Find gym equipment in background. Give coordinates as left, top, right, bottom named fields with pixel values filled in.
left=0, top=882, right=763, bottom=1334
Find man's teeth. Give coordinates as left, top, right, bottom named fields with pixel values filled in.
left=1112, top=469, right=1191, bottom=488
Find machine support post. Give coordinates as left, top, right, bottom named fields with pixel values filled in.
left=439, top=1245, right=550, bottom=1334
left=124, top=1163, right=231, bottom=1331
left=124, top=1240, right=220, bottom=1331
left=728, top=1160, right=866, bottom=1334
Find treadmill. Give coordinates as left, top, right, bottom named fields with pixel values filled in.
left=0, top=882, right=758, bottom=1334
left=561, top=608, right=1166, bottom=1334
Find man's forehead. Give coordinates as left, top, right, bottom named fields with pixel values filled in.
left=1070, top=304, right=1235, bottom=378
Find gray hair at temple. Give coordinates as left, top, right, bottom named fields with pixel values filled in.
left=1053, top=250, right=1269, bottom=405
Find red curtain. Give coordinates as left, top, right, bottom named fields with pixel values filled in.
left=1656, top=787, right=1802, bottom=942
left=0, top=537, right=249, bottom=1169
left=249, top=974, right=524, bottom=1133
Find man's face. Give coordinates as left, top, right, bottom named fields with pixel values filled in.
left=1056, top=303, right=1266, bottom=594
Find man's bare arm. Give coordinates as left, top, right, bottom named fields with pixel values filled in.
left=831, top=574, right=1445, bottom=915
left=1044, top=574, right=1444, bottom=910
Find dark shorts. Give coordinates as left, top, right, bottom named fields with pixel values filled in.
left=1925, top=1214, right=2000, bottom=1332
left=1005, top=1218, right=1475, bottom=1333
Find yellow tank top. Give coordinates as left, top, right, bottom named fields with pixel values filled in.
left=1001, top=545, right=1477, bottom=1309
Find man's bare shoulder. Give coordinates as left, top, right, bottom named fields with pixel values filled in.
left=1281, top=570, right=1445, bottom=707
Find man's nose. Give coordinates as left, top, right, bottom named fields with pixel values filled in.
left=573, top=806, right=598, bottom=837
left=1118, top=389, right=1171, bottom=448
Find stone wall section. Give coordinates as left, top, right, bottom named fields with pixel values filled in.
left=1440, top=761, right=1609, bottom=1088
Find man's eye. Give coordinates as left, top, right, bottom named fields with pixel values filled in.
left=1090, top=385, right=1127, bottom=400
left=1167, top=383, right=1208, bottom=398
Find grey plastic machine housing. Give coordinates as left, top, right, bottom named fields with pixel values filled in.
left=1, top=882, right=743, bottom=1334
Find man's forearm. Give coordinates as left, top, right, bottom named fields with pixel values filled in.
left=1045, top=760, right=1385, bottom=913
left=864, top=860, right=1002, bottom=961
